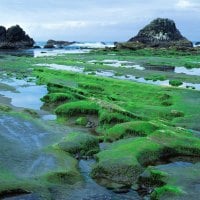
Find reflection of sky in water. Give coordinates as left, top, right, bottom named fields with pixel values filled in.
left=34, top=62, right=200, bottom=91
left=33, top=48, right=90, bottom=57
left=175, top=66, right=200, bottom=76
left=35, top=64, right=84, bottom=72
left=0, top=83, right=47, bottom=110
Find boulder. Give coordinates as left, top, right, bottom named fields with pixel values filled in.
left=0, top=25, right=34, bottom=49
left=44, top=39, right=75, bottom=48
left=117, top=18, right=193, bottom=49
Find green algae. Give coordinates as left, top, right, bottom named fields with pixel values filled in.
left=55, top=100, right=99, bottom=117
left=55, top=132, right=100, bottom=157
left=92, top=128, right=200, bottom=188
left=0, top=103, right=12, bottom=112
left=105, top=121, right=160, bottom=142
left=1, top=48, right=200, bottom=199
left=75, top=117, right=88, bottom=126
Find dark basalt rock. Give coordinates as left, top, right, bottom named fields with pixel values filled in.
left=0, top=26, right=6, bottom=42
left=129, top=18, right=193, bottom=48
left=116, top=18, right=193, bottom=49
left=44, top=39, right=75, bottom=48
left=195, top=42, right=200, bottom=46
left=33, top=45, right=41, bottom=49
left=0, top=25, right=34, bottom=49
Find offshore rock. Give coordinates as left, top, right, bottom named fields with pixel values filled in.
left=116, top=18, right=192, bottom=49
left=44, top=39, right=75, bottom=48
left=0, top=25, right=34, bottom=49
left=129, top=18, right=192, bottom=48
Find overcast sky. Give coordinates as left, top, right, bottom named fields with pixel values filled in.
left=0, top=0, right=199, bottom=41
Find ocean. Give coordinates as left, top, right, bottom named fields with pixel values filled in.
left=0, top=41, right=115, bottom=57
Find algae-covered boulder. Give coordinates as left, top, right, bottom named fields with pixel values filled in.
left=75, top=117, right=88, bottom=126
left=41, top=93, right=74, bottom=104
left=140, top=162, right=200, bottom=200
left=55, top=100, right=99, bottom=117
left=91, top=137, right=161, bottom=188
left=105, top=121, right=159, bottom=142
left=56, top=132, right=100, bottom=157
left=43, top=149, right=82, bottom=185
left=92, top=128, right=200, bottom=189
left=0, top=149, right=82, bottom=198
left=0, top=104, right=12, bottom=112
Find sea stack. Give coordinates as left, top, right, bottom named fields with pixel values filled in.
left=0, top=25, right=34, bottom=49
left=117, top=18, right=193, bottom=49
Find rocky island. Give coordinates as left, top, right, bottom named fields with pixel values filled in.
left=0, top=25, right=34, bottom=49
left=44, top=40, right=75, bottom=48
left=116, top=18, right=193, bottom=49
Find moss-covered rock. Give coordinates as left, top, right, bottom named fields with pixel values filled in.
left=151, top=185, right=184, bottom=200
left=99, top=110, right=132, bottom=125
left=41, top=93, right=75, bottom=104
left=169, top=80, right=183, bottom=87
left=23, top=109, right=39, bottom=118
left=0, top=104, right=12, bottom=112
left=75, top=117, right=88, bottom=126
left=92, top=128, right=200, bottom=189
left=105, top=121, right=160, bottom=142
left=56, top=132, right=100, bottom=157
left=55, top=100, right=99, bottom=117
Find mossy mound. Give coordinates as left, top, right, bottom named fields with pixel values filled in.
left=91, top=137, right=161, bottom=187
left=138, top=167, right=184, bottom=199
left=55, top=100, right=99, bottom=117
left=78, top=82, right=104, bottom=92
left=0, top=147, right=82, bottom=199
left=75, top=117, right=88, bottom=126
left=151, top=185, right=184, bottom=200
left=0, top=169, right=51, bottom=200
left=23, top=109, right=39, bottom=118
left=99, top=110, right=132, bottom=125
left=56, top=132, right=100, bottom=157
left=41, top=93, right=75, bottom=104
left=105, top=121, right=160, bottom=142
left=0, top=104, right=12, bottom=112
left=169, top=80, right=183, bottom=87
left=46, top=83, right=87, bottom=100
left=42, top=148, right=82, bottom=184
left=92, top=128, right=200, bottom=189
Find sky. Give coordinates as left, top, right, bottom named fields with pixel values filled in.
left=0, top=0, right=199, bottom=41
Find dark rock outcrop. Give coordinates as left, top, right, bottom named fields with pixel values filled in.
left=44, top=39, right=75, bottom=48
left=0, top=25, right=34, bottom=49
left=117, top=18, right=193, bottom=49
left=195, top=42, right=200, bottom=46
left=131, top=18, right=193, bottom=47
left=0, top=26, right=6, bottom=42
